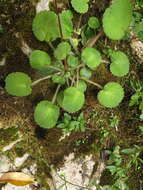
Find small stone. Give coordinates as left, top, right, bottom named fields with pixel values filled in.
left=0, top=156, right=12, bottom=173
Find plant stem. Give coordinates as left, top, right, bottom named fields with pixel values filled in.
left=48, top=42, right=55, bottom=51
left=47, top=65, right=62, bottom=72
left=76, top=14, right=82, bottom=31
left=76, top=67, right=79, bottom=87
left=86, top=31, right=104, bottom=47
left=31, top=72, right=61, bottom=87
left=54, top=0, right=68, bottom=71
left=70, top=76, right=75, bottom=86
left=80, top=77, right=103, bottom=89
left=76, top=63, right=85, bottom=69
left=52, top=84, right=61, bottom=104
left=69, top=64, right=84, bottom=71
left=64, top=176, right=68, bottom=190
left=63, top=59, right=68, bottom=71
left=54, top=0, right=63, bottom=39
left=102, top=59, right=110, bottom=64
left=66, top=78, right=70, bottom=87
left=54, top=169, right=92, bottom=190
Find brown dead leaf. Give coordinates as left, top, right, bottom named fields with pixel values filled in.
left=0, top=172, right=34, bottom=186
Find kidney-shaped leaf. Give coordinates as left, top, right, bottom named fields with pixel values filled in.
left=88, top=17, right=100, bottom=29
left=34, top=100, right=60, bottom=129
left=97, top=82, right=124, bottom=108
left=29, top=50, right=51, bottom=71
left=32, top=11, right=59, bottom=42
left=80, top=67, right=92, bottom=79
left=82, top=47, right=101, bottom=70
left=54, top=42, right=71, bottom=60
left=5, top=72, right=32, bottom=97
left=58, top=87, right=85, bottom=113
left=103, top=0, right=132, bottom=40
left=67, top=55, right=78, bottom=68
left=109, top=51, right=130, bottom=77
left=71, top=0, right=89, bottom=14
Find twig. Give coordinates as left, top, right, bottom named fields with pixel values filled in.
left=54, top=169, right=92, bottom=190
left=47, top=178, right=57, bottom=190
left=88, top=160, right=105, bottom=189
left=52, top=84, right=61, bottom=104
left=86, top=31, right=104, bottom=47
left=64, top=176, right=68, bottom=190
left=80, top=77, right=103, bottom=89
left=31, top=72, right=61, bottom=87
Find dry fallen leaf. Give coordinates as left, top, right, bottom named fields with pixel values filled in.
left=0, top=172, right=34, bottom=186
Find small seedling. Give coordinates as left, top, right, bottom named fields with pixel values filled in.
left=129, top=80, right=143, bottom=120
left=109, top=114, right=119, bottom=129
left=57, top=112, right=86, bottom=134
left=104, top=145, right=143, bottom=189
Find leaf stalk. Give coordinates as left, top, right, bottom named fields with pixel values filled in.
left=52, top=84, right=61, bottom=104
left=54, top=0, right=63, bottom=39
left=31, top=72, right=61, bottom=87
left=86, top=31, right=104, bottom=47
left=80, top=77, right=103, bottom=89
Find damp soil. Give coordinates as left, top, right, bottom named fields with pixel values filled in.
left=0, top=0, right=143, bottom=189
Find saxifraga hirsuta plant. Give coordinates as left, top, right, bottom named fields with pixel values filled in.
left=5, top=0, right=133, bottom=129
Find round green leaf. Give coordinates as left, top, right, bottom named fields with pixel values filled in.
left=81, top=47, right=101, bottom=70
left=97, top=82, right=124, bottom=108
left=29, top=50, right=51, bottom=71
left=76, top=80, right=87, bottom=92
left=103, top=0, right=132, bottom=40
left=34, top=100, right=60, bottom=129
left=54, top=42, right=71, bottom=60
left=71, top=0, right=89, bottom=14
left=5, top=72, right=32, bottom=97
left=80, top=67, right=92, bottom=79
left=88, top=17, right=100, bottom=29
left=109, top=51, right=130, bottom=77
left=67, top=55, right=78, bottom=68
left=58, top=87, right=85, bottom=113
left=32, top=11, right=59, bottom=42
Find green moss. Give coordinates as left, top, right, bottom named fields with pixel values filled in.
left=0, top=127, right=19, bottom=148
